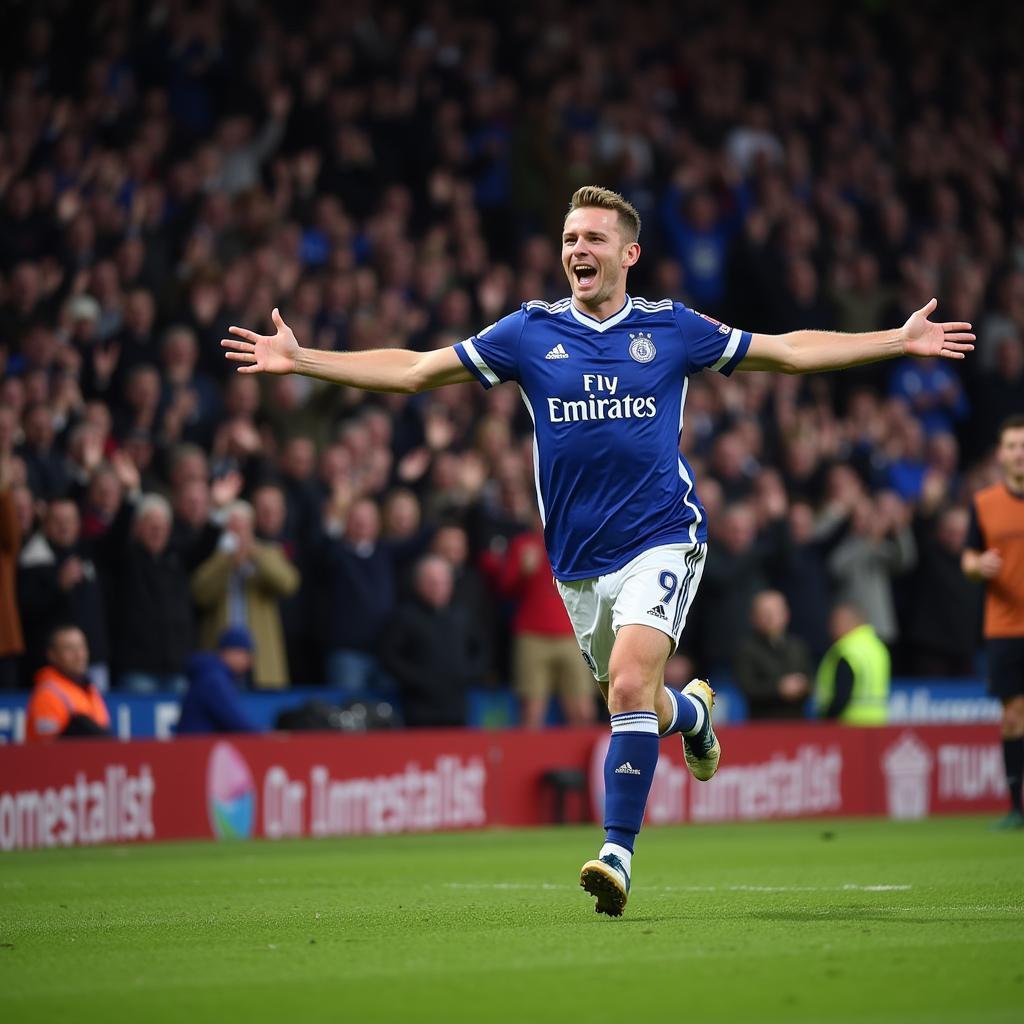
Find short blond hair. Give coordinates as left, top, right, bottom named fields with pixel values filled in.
left=566, top=186, right=641, bottom=243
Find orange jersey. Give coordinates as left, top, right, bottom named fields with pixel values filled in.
left=971, top=483, right=1024, bottom=638
left=26, top=667, right=111, bottom=742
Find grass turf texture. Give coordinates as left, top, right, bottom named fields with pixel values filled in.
left=1, top=817, right=1022, bottom=1024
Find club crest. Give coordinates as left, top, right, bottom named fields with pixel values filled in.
left=628, top=331, right=656, bottom=363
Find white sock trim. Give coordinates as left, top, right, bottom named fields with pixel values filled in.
left=610, top=711, right=660, bottom=736
left=599, top=843, right=632, bottom=876
left=659, top=686, right=679, bottom=737
left=682, top=693, right=706, bottom=736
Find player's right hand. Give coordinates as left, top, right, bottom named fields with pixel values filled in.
left=976, top=548, right=1003, bottom=578
left=222, top=308, right=299, bottom=375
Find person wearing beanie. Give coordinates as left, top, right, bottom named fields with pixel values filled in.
left=176, top=626, right=260, bottom=735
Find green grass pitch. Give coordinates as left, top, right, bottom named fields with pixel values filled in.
left=1, top=817, right=1022, bottom=1023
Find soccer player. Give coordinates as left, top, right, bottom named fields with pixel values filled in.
left=962, top=415, right=1024, bottom=829
left=223, top=186, right=974, bottom=914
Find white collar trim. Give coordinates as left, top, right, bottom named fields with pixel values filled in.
left=569, top=295, right=633, bottom=333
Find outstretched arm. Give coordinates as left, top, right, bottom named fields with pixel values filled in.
left=737, top=299, right=974, bottom=374
left=221, top=308, right=475, bottom=393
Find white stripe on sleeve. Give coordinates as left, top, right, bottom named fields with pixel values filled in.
left=711, top=328, right=742, bottom=372
left=461, top=339, right=501, bottom=386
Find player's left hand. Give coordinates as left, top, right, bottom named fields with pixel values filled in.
left=901, top=298, right=975, bottom=359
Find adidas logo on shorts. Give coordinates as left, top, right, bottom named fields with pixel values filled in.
left=646, top=604, right=667, bottom=620
left=615, top=762, right=642, bottom=775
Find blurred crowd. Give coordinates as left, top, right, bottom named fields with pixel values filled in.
left=1, top=0, right=1022, bottom=719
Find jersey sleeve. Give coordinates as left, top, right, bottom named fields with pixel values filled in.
left=453, top=308, right=526, bottom=388
left=673, top=304, right=751, bottom=377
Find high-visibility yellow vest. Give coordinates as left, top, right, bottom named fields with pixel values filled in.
left=814, top=624, right=890, bottom=725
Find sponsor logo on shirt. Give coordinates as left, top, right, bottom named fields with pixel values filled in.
left=546, top=373, right=658, bottom=423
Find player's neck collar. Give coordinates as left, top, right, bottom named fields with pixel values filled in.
left=569, top=295, right=633, bottom=333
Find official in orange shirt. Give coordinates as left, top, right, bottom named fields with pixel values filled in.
left=26, top=625, right=112, bottom=742
left=963, top=414, right=1024, bottom=828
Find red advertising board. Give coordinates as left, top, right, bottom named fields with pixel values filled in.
left=0, top=724, right=1006, bottom=852
left=593, top=723, right=874, bottom=825
left=865, top=726, right=1008, bottom=818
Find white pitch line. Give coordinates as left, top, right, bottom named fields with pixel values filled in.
left=443, top=882, right=913, bottom=893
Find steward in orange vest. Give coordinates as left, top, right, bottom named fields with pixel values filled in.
left=26, top=625, right=111, bottom=742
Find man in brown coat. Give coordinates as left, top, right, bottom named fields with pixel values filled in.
left=191, top=499, right=299, bottom=688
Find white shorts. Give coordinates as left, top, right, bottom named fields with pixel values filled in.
left=555, top=543, right=707, bottom=684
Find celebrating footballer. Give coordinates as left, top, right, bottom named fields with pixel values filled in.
left=224, top=185, right=974, bottom=916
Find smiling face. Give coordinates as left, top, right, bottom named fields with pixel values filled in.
left=561, top=206, right=640, bottom=316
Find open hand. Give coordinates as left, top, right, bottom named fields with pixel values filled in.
left=57, top=557, right=84, bottom=590
left=110, top=449, right=141, bottom=494
left=222, top=308, right=299, bottom=375
left=210, top=469, right=244, bottom=509
left=902, top=299, right=975, bottom=360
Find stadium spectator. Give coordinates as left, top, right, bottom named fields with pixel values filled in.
left=830, top=253, right=893, bottom=335
left=159, top=326, right=222, bottom=448
left=664, top=652, right=697, bottom=691
left=827, top=492, right=917, bottom=647
left=380, top=555, right=487, bottom=728
left=98, top=489, right=194, bottom=694
left=18, top=402, right=69, bottom=501
left=320, top=496, right=397, bottom=695
left=191, top=500, right=299, bottom=688
left=0, top=453, right=25, bottom=689
left=903, top=506, right=980, bottom=677
left=169, top=475, right=223, bottom=573
left=489, top=521, right=597, bottom=729
left=768, top=500, right=836, bottom=659
left=814, top=604, right=891, bottom=725
left=888, top=355, right=968, bottom=437
left=79, top=464, right=123, bottom=541
left=659, top=181, right=740, bottom=307
left=430, top=523, right=493, bottom=677
left=17, top=496, right=109, bottom=689
left=734, top=591, right=812, bottom=720
left=381, top=487, right=423, bottom=546
left=700, top=502, right=785, bottom=672
left=252, top=481, right=311, bottom=684
left=25, top=625, right=111, bottom=742
left=176, top=625, right=260, bottom=736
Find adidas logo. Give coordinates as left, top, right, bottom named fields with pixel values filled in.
left=615, top=762, right=642, bottom=775
left=544, top=344, right=570, bottom=360
left=646, top=605, right=667, bottom=620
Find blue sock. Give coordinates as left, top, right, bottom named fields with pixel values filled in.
left=603, top=711, right=660, bottom=853
left=659, top=686, right=704, bottom=738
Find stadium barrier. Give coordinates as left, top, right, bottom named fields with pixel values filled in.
left=0, top=724, right=1004, bottom=852
left=0, top=679, right=1000, bottom=742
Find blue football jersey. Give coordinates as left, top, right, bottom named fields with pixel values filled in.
left=454, top=296, right=751, bottom=580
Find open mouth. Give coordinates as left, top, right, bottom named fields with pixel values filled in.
left=573, top=264, right=597, bottom=286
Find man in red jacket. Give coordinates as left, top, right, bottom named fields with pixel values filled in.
left=496, top=523, right=597, bottom=729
